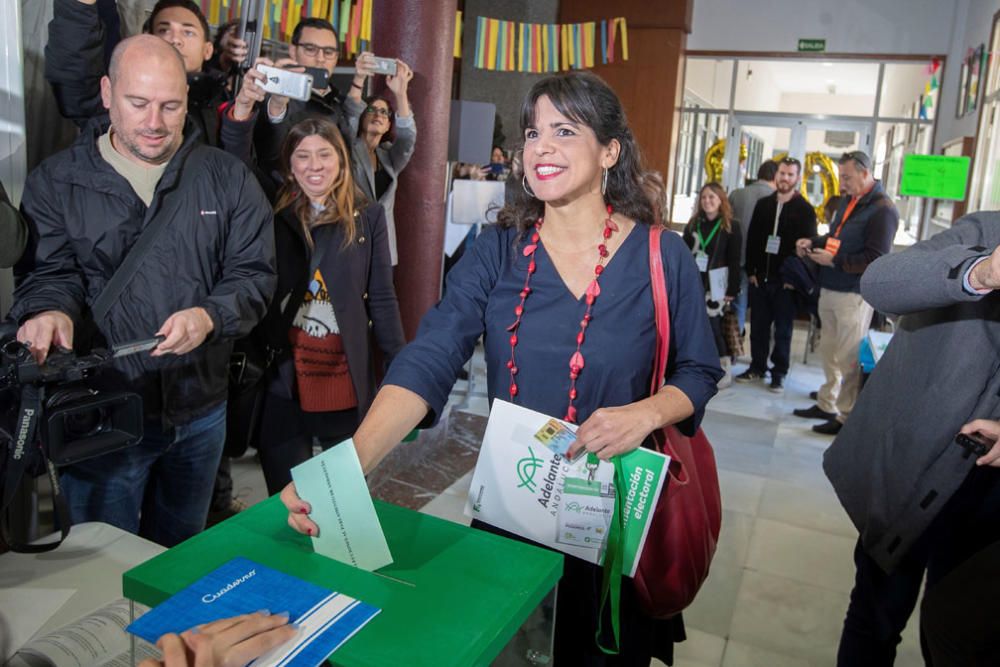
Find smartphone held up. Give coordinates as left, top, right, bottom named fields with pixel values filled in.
left=255, top=63, right=313, bottom=101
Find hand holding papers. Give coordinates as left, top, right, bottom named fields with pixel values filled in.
left=467, top=400, right=670, bottom=576
left=291, top=440, right=393, bottom=571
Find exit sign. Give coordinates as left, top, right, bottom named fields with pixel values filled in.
left=798, top=39, right=826, bottom=52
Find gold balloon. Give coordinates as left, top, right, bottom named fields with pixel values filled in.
left=704, top=139, right=747, bottom=184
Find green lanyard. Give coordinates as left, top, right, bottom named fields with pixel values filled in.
left=694, top=218, right=723, bottom=254
left=596, top=453, right=626, bottom=655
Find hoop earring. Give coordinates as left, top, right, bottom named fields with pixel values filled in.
left=601, top=167, right=609, bottom=196
left=522, top=174, right=536, bottom=199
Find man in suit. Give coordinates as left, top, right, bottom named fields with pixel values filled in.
left=824, top=213, right=1000, bottom=665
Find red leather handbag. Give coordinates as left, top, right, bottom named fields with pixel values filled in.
left=635, top=226, right=723, bottom=618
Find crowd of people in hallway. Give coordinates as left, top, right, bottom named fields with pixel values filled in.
left=682, top=151, right=896, bottom=436
left=5, top=1, right=1000, bottom=665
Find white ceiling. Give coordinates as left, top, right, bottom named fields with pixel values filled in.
left=741, top=60, right=880, bottom=97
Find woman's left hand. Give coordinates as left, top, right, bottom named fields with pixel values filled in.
left=724, top=295, right=735, bottom=303
left=569, top=402, right=660, bottom=461
left=386, top=60, right=414, bottom=95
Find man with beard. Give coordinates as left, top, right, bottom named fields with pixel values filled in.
left=738, top=157, right=817, bottom=392
left=10, top=36, right=275, bottom=547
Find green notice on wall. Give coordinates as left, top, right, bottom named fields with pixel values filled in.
left=797, top=39, right=826, bottom=52
left=899, top=154, right=971, bottom=200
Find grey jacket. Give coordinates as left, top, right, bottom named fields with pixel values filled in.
left=823, top=212, right=1000, bottom=572
left=346, top=97, right=416, bottom=266
left=728, top=180, right=774, bottom=266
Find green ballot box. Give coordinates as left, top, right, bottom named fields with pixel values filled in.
left=122, top=497, right=563, bottom=666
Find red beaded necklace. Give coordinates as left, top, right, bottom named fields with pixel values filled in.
left=506, top=204, right=619, bottom=424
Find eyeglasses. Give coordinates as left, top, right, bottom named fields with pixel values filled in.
left=365, top=106, right=392, bottom=117
left=840, top=151, right=872, bottom=170
left=295, top=42, right=338, bottom=58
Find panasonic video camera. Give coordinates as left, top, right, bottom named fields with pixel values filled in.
left=0, top=323, right=152, bottom=505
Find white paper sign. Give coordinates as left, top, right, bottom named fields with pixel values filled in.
left=708, top=267, right=729, bottom=302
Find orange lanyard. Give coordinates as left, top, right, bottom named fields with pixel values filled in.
left=831, top=199, right=856, bottom=238
left=832, top=185, right=874, bottom=238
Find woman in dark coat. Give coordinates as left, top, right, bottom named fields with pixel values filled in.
left=683, top=181, right=742, bottom=383
left=255, top=117, right=406, bottom=495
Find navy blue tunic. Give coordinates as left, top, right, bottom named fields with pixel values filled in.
left=384, top=221, right=722, bottom=663
left=386, top=222, right=721, bottom=431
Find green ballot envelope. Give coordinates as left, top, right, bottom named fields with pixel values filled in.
left=292, top=440, right=393, bottom=571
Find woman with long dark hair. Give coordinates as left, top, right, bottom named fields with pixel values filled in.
left=683, top=181, right=742, bottom=385
left=345, top=53, right=416, bottom=266
left=254, top=117, right=405, bottom=495
left=280, top=72, right=721, bottom=664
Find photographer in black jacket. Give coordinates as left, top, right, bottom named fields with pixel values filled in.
left=10, top=36, right=275, bottom=547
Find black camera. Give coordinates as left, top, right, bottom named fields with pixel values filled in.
left=0, top=326, right=158, bottom=549
left=0, top=335, right=144, bottom=467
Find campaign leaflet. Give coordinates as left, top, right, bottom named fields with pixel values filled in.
left=466, top=400, right=669, bottom=575
left=126, top=558, right=379, bottom=667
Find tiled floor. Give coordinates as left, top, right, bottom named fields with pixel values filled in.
left=227, top=326, right=924, bottom=666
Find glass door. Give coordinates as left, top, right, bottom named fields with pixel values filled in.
left=724, top=115, right=872, bottom=228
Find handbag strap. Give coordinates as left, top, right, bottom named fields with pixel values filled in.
left=648, top=225, right=671, bottom=398
left=595, top=224, right=675, bottom=656
left=90, top=148, right=207, bottom=325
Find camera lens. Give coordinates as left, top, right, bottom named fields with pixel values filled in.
left=62, top=407, right=110, bottom=439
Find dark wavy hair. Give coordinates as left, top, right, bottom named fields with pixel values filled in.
left=497, top=71, right=664, bottom=233
left=357, top=95, right=395, bottom=144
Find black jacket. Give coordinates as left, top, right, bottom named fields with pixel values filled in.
left=745, top=192, right=818, bottom=283
left=0, top=182, right=27, bottom=269
left=45, top=0, right=257, bottom=164
left=259, top=204, right=405, bottom=418
left=9, top=117, right=276, bottom=425
left=812, top=182, right=899, bottom=293
left=682, top=216, right=742, bottom=297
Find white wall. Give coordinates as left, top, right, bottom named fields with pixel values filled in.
left=777, top=92, right=875, bottom=117
left=689, top=0, right=957, bottom=55
left=879, top=63, right=936, bottom=119
left=685, top=58, right=731, bottom=108
left=935, top=0, right=996, bottom=151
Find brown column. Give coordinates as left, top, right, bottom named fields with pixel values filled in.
left=374, top=0, right=457, bottom=339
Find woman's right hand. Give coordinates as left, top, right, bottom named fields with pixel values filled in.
left=280, top=482, right=319, bottom=536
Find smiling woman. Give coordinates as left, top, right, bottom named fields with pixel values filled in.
left=248, top=117, right=406, bottom=497
left=280, top=71, right=723, bottom=667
